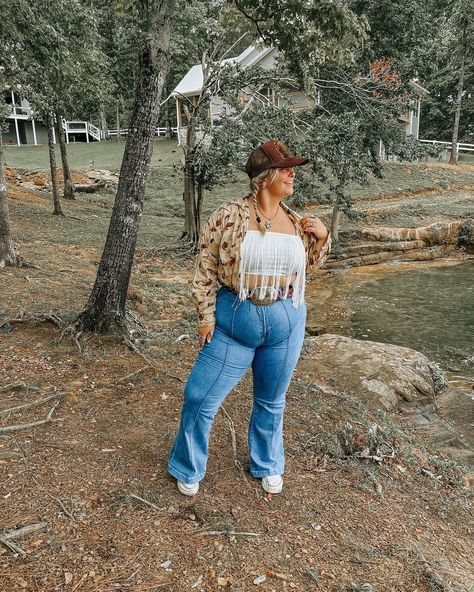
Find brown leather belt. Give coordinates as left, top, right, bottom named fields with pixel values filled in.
left=248, top=286, right=294, bottom=306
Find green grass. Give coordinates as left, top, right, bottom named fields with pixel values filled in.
left=6, top=140, right=474, bottom=250
left=4, top=138, right=181, bottom=172
left=459, top=153, right=474, bottom=163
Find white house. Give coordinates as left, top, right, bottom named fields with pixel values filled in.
left=172, top=45, right=428, bottom=150
left=172, top=45, right=313, bottom=141
left=3, top=91, right=101, bottom=146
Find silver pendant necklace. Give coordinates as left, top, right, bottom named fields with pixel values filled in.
left=253, top=195, right=280, bottom=229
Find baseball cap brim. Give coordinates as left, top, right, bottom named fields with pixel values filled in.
left=272, top=156, right=309, bottom=169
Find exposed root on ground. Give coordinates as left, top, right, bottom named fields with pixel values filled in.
left=0, top=310, right=64, bottom=330
left=124, top=337, right=185, bottom=383
left=141, top=236, right=197, bottom=259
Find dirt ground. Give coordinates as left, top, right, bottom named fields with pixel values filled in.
left=1, top=176, right=473, bottom=592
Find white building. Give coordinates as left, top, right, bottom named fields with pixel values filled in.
left=172, top=45, right=428, bottom=149
left=4, top=91, right=101, bottom=146
left=172, top=45, right=313, bottom=144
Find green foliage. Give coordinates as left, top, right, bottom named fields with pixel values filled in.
left=0, top=0, right=111, bottom=122
left=91, top=0, right=143, bottom=125
left=385, top=136, right=444, bottom=162
left=417, top=0, right=474, bottom=142
left=234, top=0, right=369, bottom=79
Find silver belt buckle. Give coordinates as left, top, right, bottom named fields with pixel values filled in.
left=249, top=291, right=276, bottom=306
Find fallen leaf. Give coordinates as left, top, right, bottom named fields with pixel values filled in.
left=191, top=575, right=203, bottom=588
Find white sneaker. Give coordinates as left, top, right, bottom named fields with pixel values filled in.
left=262, top=475, right=283, bottom=494
left=177, top=480, right=199, bottom=496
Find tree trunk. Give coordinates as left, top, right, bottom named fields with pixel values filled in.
left=196, top=183, right=204, bottom=237
left=163, top=84, right=173, bottom=139
left=448, top=54, right=465, bottom=165
left=182, top=157, right=198, bottom=243
left=0, top=125, right=19, bottom=266
left=54, top=113, right=75, bottom=200
left=330, top=194, right=340, bottom=243
left=116, top=100, right=121, bottom=142
left=100, top=105, right=109, bottom=139
left=182, top=111, right=199, bottom=243
left=46, top=113, right=64, bottom=216
left=76, top=0, right=175, bottom=333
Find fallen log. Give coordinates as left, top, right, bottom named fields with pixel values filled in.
left=73, top=181, right=106, bottom=193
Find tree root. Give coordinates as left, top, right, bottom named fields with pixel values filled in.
left=0, top=310, right=64, bottom=330
left=123, top=338, right=185, bottom=383
left=140, top=237, right=197, bottom=258
left=57, top=323, right=86, bottom=352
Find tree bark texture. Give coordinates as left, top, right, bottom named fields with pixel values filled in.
left=196, top=183, right=204, bottom=238
left=46, top=113, right=64, bottom=216
left=100, top=105, right=109, bottom=139
left=116, top=100, right=121, bottom=143
left=163, top=84, right=173, bottom=139
left=449, top=54, right=465, bottom=165
left=54, top=113, right=75, bottom=200
left=182, top=158, right=198, bottom=243
left=76, top=0, right=175, bottom=332
left=330, top=194, right=340, bottom=243
left=182, top=113, right=199, bottom=243
left=0, top=126, right=19, bottom=266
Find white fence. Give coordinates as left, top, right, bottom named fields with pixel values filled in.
left=108, top=127, right=178, bottom=138
left=62, top=120, right=101, bottom=143
left=420, top=139, right=474, bottom=155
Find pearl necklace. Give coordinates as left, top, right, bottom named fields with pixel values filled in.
left=253, top=195, right=280, bottom=230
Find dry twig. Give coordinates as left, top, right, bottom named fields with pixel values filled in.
left=0, top=522, right=48, bottom=556
left=0, top=382, right=41, bottom=394
left=117, top=366, right=149, bottom=384
left=0, top=396, right=64, bottom=434
left=128, top=493, right=160, bottom=510
left=196, top=530, right=259, bottom=537
left=0, top=392, right=64, bottom=416
left=220, top=405, right=249, bottom=484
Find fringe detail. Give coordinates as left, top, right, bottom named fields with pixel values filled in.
left=239, top=230, right=306, bottom=308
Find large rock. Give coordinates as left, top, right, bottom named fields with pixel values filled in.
left=299, top=334, right=474, bottom=466
left=299, top=334, right=438, bottom=411
left=459, top=219, right=474, bottom=253
left=325, top=245, right=453, bottom=269
left=360, top=221, right=462, bottom=245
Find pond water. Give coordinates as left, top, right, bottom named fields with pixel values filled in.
left=320, top=261, right=474, bottom=385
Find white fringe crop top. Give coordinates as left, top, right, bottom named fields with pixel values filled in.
left=239, top=230, right=306, bottom=307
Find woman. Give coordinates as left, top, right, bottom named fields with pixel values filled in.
left=168, top=140, right=331, bottom=496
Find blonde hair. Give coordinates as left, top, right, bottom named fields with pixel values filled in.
left=249, top=168, right=279, bottom=233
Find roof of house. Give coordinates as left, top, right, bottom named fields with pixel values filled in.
left=172, top=45, right=273, bottom=97
left=409, top=80, right=429, bottom=95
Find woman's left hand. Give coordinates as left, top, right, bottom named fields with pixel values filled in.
left=300, top=215, right=329, bottom=240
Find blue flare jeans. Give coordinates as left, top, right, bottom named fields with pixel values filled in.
left=168, top=287, right=306, bottom=484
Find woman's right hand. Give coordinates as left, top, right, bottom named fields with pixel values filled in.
left=198, top=325, right=215, bottom=348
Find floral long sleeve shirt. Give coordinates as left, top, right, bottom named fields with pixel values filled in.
left=192, top=195, right=331, bottom=327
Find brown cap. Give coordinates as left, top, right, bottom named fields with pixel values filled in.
left=245, top=140, right=309, bottom=178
